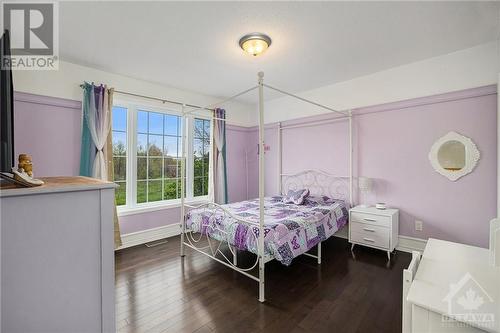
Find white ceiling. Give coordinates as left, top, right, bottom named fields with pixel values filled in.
left=59, top=1, right=500, bottom=103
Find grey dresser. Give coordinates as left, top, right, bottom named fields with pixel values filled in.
left=0, top=177, right=116, bottom=333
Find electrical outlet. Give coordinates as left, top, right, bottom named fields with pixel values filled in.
left=415, top=220, right=423, bottom=231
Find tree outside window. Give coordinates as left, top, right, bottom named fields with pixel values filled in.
left=136, top=110, right=183, bottom=204
left=112, top=106, right=127, bottom=206
left=193, top=118, right=210, bottom=197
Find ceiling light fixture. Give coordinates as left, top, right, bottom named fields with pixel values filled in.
left=239, top=33, right=272, bottom=56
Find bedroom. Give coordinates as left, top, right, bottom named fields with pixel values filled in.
left=0, top=1, right=499, bottom=333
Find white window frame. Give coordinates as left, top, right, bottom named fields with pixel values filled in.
left=112, top=100, right=211, bottom=215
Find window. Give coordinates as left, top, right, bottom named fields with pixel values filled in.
left=136, top=110, right=182, bottom=204
left=193, top=118, right=210, bottom=197
left=112, top=106, right=127, bottom=205
left=111, top=103, right=211, bottom=210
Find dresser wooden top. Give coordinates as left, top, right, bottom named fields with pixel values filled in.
left=0, top=176, right=116, bottom=197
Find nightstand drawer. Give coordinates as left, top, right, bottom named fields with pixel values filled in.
left=350, top=212, right=391, bottom=227
left=350, top=222, right=390, bottom=237
left=350, top=229, right=389, bottom=249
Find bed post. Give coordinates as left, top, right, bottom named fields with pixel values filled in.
left=348, top=110, right=353, bottom=207
left=258, top=71, right=266, bottom=303
left=180, top=104, right=187, bottom=257
left=317, top=242, right=322, bottom=264
left=232, top=246, right=238, bottom=267
left=278, top=122, right=282, bottom=195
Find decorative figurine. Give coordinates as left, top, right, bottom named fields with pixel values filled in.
left=11, top=154, right=44, bottom=186
left=18, top=154, right=33, bottom=177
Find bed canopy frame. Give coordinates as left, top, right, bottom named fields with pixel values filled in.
left=179, top=72, right=353, bottom=302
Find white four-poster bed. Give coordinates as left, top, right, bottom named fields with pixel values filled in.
left=179, top=72, right=353, bottom=302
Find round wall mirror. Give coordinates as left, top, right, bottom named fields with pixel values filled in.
left=429, top=132, right=480, bottom=181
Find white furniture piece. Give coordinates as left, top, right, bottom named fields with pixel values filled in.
left=0, top=176, right=116, bottom=333
left=348, top=206, right=399, bottom=260
left=405, top=238, right=500, bottom=333
left=490, top=218, right=500, bottom=267
left=403, top=251, right=422, bottom=333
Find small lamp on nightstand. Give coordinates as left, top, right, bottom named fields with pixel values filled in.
left=358, top=177, right=373, bottom=208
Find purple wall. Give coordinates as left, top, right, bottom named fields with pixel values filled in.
left=13, top=86, right=498, bottom=246
left=14, top=92, right=82, bottom=177
left=119, top=207, right=180, bottom=235
left=12, top=92, right=251, bottom=235
left=253, top=85, right=497, bottom=247
left=226, top=125, right=252, bottom=203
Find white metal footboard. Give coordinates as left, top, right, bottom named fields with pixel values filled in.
left=180, top=201, right=322, bottom=300
left=182, top=202, right=267, bottom=272
left=180, top=201, right=271, bottom=302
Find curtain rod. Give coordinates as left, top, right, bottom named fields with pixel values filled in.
left=79, top=84, right=215, bottom=112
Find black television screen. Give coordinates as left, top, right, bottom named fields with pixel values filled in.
left=0, top=29, right=14, bottom=173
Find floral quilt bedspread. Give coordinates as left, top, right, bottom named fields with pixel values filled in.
left=185, top=195, right=349, bottom=265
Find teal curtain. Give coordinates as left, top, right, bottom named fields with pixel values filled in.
left=79, top=83, right=96, bottom=176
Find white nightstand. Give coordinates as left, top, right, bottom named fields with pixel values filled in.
left=348, top=206, right=399, bottom=260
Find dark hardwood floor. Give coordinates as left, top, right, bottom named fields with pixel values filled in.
left=115, top=235, right=410, bottom=333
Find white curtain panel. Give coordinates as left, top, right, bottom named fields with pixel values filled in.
left=85, top=86, right=112, bottom=180
left=212, top=109, right=226, bottom=204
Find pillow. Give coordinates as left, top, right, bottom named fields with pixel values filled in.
left=282, top=189, right=310, bottom=205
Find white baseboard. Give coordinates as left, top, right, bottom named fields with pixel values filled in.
left=117, top=223, right=427, bottom=254
left=117, top=223, right=180, bottom=250
left=396, top=235, right=427, bottom=253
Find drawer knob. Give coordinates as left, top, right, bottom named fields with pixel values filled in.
left=364, top=218, right=376, bottom=222
left=363, top=237, right=375, bottom=242
left=363, top=228, right=375, bottom=232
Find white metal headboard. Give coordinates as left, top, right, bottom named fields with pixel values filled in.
left=281, top=170, right=351, bottom=203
